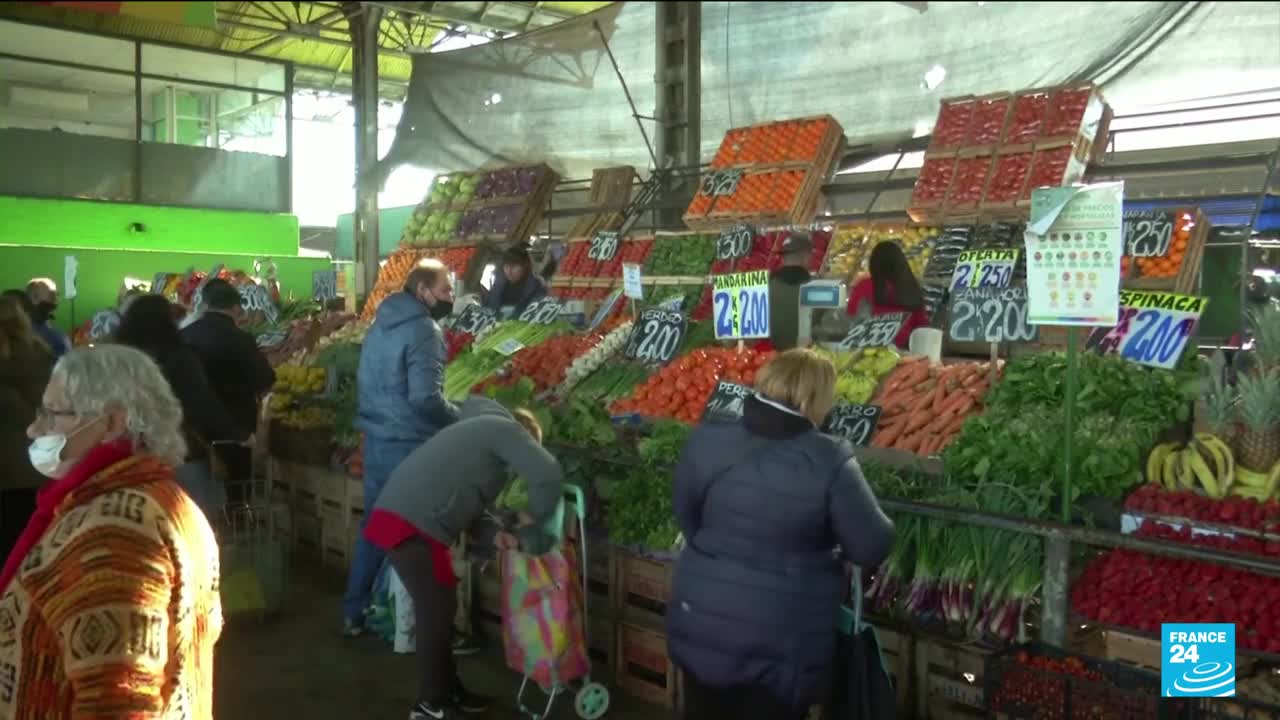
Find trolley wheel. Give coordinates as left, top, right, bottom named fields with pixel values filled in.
left=574, top=683, right=609, bottom=719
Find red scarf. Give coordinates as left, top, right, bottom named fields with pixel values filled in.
left=0, top=438, right=134, bottom=595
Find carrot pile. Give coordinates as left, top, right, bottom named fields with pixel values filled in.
left=870, top=359, right=997, bottom=456
left=611, top=346, right=774, bottom=424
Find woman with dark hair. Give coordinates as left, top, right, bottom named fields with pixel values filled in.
left=482, top=244, right=548, bottom=316
left=114, top=294, right=245, bottom=514
left=0, top=295, right=54, bottom=556
left=846, top=241, right=930, bottom=348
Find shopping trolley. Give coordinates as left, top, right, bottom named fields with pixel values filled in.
left=508, top=485, right=610, bottom=720
left=210, top=439, right=290, bottom=622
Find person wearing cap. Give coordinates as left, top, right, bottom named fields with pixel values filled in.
left=767, top=232, right=816, bottom=351
left=482, top=245, right=548, bottom=318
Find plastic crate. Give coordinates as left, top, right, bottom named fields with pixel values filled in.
left=985, top=642, right=1191, bottom=720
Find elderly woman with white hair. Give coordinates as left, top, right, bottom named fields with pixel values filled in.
left=0, top=345, right=222, bottom=719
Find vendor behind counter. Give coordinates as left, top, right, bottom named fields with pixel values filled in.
left=482, top=245, right=548, bottom=318
left=846, top=241, right=929, bottom=349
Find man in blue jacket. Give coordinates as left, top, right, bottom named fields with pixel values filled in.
left=344, top=260, right=460, bottom=635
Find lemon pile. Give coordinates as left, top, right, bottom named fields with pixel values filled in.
left=814, top=347, right=901, bottom=404
left=825, top=225, right=940, bottom=280
left=273, top=365, right=327, bottom=395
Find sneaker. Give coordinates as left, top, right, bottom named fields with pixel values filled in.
left=341, top=617, right=364, bottom=638
left=451, top=634, right=481, bottom=656
left=408, top=700, right=453, bottom=720
left=450, top=687, right=491, bottom=715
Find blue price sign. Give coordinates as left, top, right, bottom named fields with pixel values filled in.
left=1085, top=290, right=1206, bottom=370
left=950, top=249, right=1019, bottom=290
left=712, top=270, right=770, bottom=340
left=1162, top=623, right=1235, bottom=697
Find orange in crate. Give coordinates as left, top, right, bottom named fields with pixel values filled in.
left=765, top=171, right=804, bottom=214
left=711, top=128, right=751, bottom=168
left=788, top=118, right=833, bottom=163
left=733, top=173, right=775, bottom=214
left=686, top=192, right=714, bottom=218
left=1133, top=216, right=1193, bottom=279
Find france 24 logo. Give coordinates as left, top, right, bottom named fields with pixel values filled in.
left=1161, top=623, right=1235, bottom=697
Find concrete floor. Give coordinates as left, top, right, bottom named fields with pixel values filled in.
left=214, top=561, right=671, bottom=720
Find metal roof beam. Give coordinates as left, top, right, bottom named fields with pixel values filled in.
left=362, top=0, right=572, bottom=35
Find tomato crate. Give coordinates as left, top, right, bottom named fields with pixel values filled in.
left=917, top=638, right=990, bottom=719
left=614, top=622, right=683, bottom=709
left=985, top=642, right=1191, bottom=720
left=612, top=550, right=673, bottom=631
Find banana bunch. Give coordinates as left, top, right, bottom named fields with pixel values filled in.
left=815, top=347, right=901, bottom=404
left=1232, top=463, right=1280, bottom=501
left=1146, top=433, right=1235, bottom=499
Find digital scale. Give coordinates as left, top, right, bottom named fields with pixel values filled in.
left=797, top=279, right=850, bottom=347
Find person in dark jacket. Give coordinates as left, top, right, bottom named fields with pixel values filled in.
left=666, top=348, right=895, bottom=719
left=347, top=260, right=459, bottom=634
left=182, top=278, right=276, bottom=498
left=25, top=280, right=70, bottom=358
left=768, top=232, right=816, bottom=351
left=115, top=294, right=246, bottom=516
left=364, top=397, right=563, bottom=720
left=482, top=245, right=548, bottom=317
left=0, top=296, right=55, bottom=557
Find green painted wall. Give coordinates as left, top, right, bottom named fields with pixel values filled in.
left=0, top=246, right=328, bottom=333
left=335, top=204, right=414, bottom=261
left=0, top=196, right=299, bottom=256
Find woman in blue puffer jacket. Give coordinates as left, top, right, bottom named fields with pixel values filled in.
left=666, top=348, right=896, bottom=719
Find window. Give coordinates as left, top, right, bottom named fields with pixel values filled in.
left=0, top=57, right=135, bottom=139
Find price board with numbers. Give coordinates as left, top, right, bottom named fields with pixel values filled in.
left=587, top=231, right=620, bottom=262
left=312, top=269, right=338, bottom=301
left=712, top=270, right=770, bottom=340
left=699, top=169, right=744, bottom=198
left=950, top=249, right=1019, bottom=290
left=624, top=308, right=687, bottom=366
left=1085, top=290, right=1206, bottom=370
left=1123, top=210, right=1176, bottom=258
left=88, top=309, right=121, bottom=343
left=716, top=224, right=755, bottom=262
left=518, top=296, right=563, bottom=325
left=701, top=380, right=752, bottom=423
left=452, top=303, right=498, bottom=336
left=237, top=283, right=279, bottom=324
left=838, top=312, right=907, bottom=351
left=948, top=287, right=1039, bottom=343
left=824, top=403, right=882, bottom=447
left=256, top=329, right=289, bottom=349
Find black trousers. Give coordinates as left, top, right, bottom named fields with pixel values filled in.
left=0, top=489, right=37, bottom=560
left=681, top=670, right=807, bottom=720
left=388, top=539, right=461, bottom=706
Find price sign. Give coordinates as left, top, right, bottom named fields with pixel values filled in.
left=622, top=263, right=643, bottom=300
left=587, top=288, right=624, bottom=331
left=699, top=169, right=744, bottom=197
left=824, top=403, right=882, bottom=447
left=256, top=330, right=288, bottom=349
left=716, top=224, right=755, bottom=261
left=950, top=249, right=1019, bottom=290
left=948, top=287, right=1039, bottom=343
left=237, top=283, right=278, bottom=324
left=1123, top=210, right=1176, bottom=258
left=712, top=270, right=770, bottom=340
left=518, top=296, right=563, bottom=325
left=701, top=380, right=752, bottom=423
left=838, top=312, right=907, bottom=351
left=587, top=231, right=620, bottom=262
left=313, top=269, right=338, bottom=301
left=1085, top=290, right=1206, bottom=370
left=88, top=309, right=120, bottom=342
left=495, top=338, right=525, bottom=356
left=624, top=308, right=687, bottom=365
left=452, top=304, right=498, bottom=336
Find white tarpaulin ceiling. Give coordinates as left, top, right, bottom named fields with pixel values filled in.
left=380, top=1, right=1280, bottom=182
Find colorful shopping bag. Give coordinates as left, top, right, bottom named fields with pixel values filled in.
left=500, top=543, right=590, bottom=691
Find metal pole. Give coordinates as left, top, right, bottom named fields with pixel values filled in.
left=593, top=20, right=657, bottom=169
left=1062, top=327, right=1078, bottom=524
left=351, top=4, right=384, bottom=297
left=1041, top=535, right=1070, bottom=647
left=284, top=63, right=294, bottom=214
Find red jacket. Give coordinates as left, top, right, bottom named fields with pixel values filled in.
left=846, top=278, right=929, bottom=349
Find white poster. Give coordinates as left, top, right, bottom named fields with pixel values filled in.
left=63, top=255, right=78, bottom=301
left=1023, top=182, right=1124, bottom=327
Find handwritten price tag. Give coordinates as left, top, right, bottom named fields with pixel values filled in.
left=237, top=283, right=278, bottom=324
left=88, top=309, right=120, bottom=342
left=518, top=296, right=563, bottom=325
left=824, top=403, right=882, bottom=446
left=588, top=231, right=620, bottom=262
left=624, top=308, right=687, bottom=365
left=712, top=270, right=770, bottom=340
left=699, top=169, right=744, bottom=197
left=838, top=312, right=906, bottom=351
left=948, top=287, right=1039, bottom=343
left=1085, top=290, right=1206, bottom=370
left=950, top=249, right=1018, bottom=290
left=256, top=330, right=289, bottom=349
left=701, top=380, right=752, bottom=423
left=495, top=338, right=525, bottom=357
left=312, top=269, right=338, bottom=301
left=716, top=224, right=754, bottom=262
left=1123, top=210, right=1176, bottom=258
left=452, top=304, right=497, bottom=336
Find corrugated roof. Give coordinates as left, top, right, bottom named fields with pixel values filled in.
left=1, top=1, right=612, bottom=93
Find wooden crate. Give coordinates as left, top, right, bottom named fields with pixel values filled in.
left=916, top=638, right=991, bottom=720
left=612, top=550, right=673, bottom=630
left=614, top=622, right=682, bottom=709
left=293, top=510, right=320, bottom=557
left=584, top=542, right=615, bottom=608
left=1122, top=207, right=1211, bottom=295
left=346, top=476, right=364, bottom=512
left=1102, top=629, right=1161, bottom=670
left=876, top=626, right=917, bottom=715
left=587, top=614, right=617, bottom=672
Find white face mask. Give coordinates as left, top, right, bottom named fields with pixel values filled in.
left=28, top=419, right=98, bottom=478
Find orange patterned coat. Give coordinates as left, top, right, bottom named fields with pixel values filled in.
left=0, top=456, right=222, bottom=719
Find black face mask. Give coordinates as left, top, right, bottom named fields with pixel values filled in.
left=34, top=302, right=56, bottom=323
left=429, top=300, right=454, bottom=320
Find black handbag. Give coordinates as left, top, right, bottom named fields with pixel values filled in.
left=825, top=571, right=897, bottom=720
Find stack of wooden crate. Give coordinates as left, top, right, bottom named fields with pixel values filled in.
left=271, top=459, right=364, bottom=571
